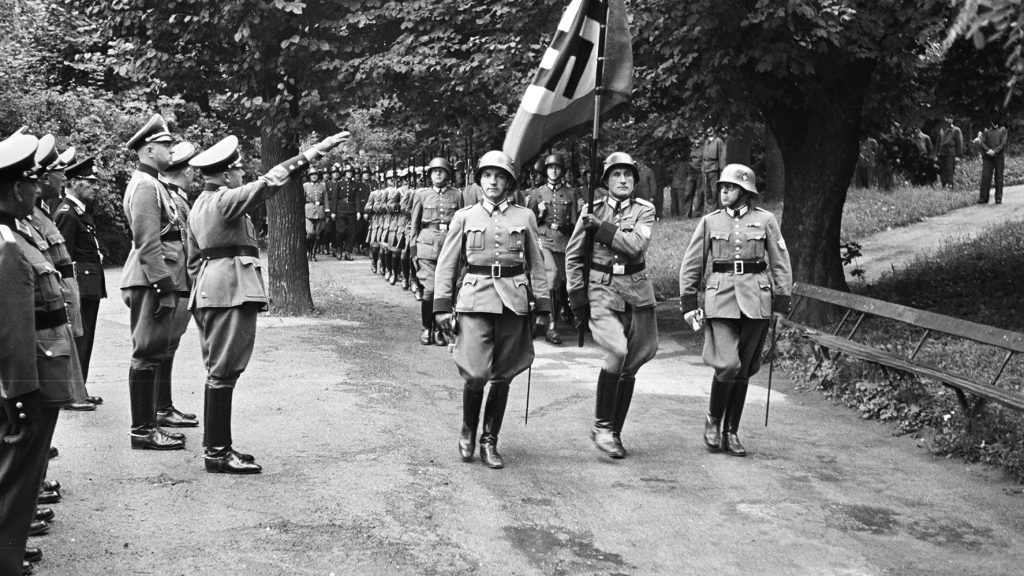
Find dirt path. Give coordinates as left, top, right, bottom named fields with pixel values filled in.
left=36, top=254, right=1024, bottom=576
left=854, top=184, right=1024, bottom=284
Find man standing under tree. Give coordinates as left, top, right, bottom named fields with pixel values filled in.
left=975, top=120, right=1007, bottom=204
left=937, top=116, right=964, bottom=189
left=186, top=131, right=348, bottom=474
left=434, top=151, right=550, bottom=469
left=700, top=128, right=727, bottom=215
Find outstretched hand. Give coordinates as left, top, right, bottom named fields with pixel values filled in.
left=317, top=131, right=351, bottom=153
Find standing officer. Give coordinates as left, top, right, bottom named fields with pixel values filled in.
left=303, top=168, right=327, bottom=260
left=700, top=128, right=727, bottom=215
left=54, top=158, right=106, bottom=387
left=678, top=164, right=792, bottom=456
left=121, top=114, right=196, bottom=450
left=527, top=153, right=578, bottom=345
left=566, top=152, right=659, bottom=459
left=976, top=120, right=1007, bottom=204
left=329, top=164, right=359, bottom=260
left=434, top=151, right=550, bottom=469
left=186, top=131, right=349, bottom=474
left=411, top=157, right=463, bottom=345
left=1, top=132, right=87, bottom=575
left=678, top=137, right=703, bottom=217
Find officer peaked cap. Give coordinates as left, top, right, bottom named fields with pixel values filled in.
left=52, top=146, right=77, bottom=171
left=34, top=134, right=58, bottom=170
left=166, top=142, right=199, bottom=173
left=0, top=133, right=41, bottom=182
left=126, top=114, right=175, bottom=151
left=65, top=157, right=99, bottom=181
left=189, top=136, right=244, bottom=175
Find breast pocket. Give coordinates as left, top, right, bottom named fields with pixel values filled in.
left=745, top=231, right=766, bottom=259
left=508, top=226, right=525, bottom=250
left=710, top=233, right=731, bottom=259
left=465, top=226, right=486, bottom=251
left=34, top=262, right=63, bottom=303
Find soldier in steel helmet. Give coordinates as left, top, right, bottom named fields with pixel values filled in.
left=527, top=152, right=578, bottom=345
left=303, top=167, right=327, bottom=261
left=434, top=150, right=550, bottom=469
left=566, top=152, right=659, bottom=459
left=678, top=163, right=792, bottom=457
left=411, top=157, right=464, bottom=345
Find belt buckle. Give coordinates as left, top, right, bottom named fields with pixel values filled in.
left=439, top=223, right=448, bottom=231
left=612, top=264, right=626, bottom=275
left=733, top=260, right=744, bottom=275
left=490, top=263, right=502, bottom=277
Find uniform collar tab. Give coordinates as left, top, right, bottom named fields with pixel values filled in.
left=725, top=204, right=750, bottom=218
left=607, top=196, right=632, bottom=213
left=482, top=199, right=509, bottom=214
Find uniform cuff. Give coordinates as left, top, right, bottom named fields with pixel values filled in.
left=568, top=289, right=589, bottom=311
left=595, top=221, right=618, bottom=245
left=533, top=297, right=552, bottom=314
left=433, top=298, right=453, bottom=314
left=151, top=277, right=177, bottom=296
left=681, top=294, right=699, bottom=314
left=773, top=295, right=792, bottom=315
left=280, top=154, right=310, bottom=177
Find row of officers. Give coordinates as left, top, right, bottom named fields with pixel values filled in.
left=0, top=117, right=349, bottom=575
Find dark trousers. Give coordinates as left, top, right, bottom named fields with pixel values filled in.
left=123, top=287, right=183, bottom=370
left=980, top=154, right=1005, bottom=202
left=335, top=212, right=357, bottom=251
left=854, top=164, right=875, bottom=188
left=938, top=155, right=957, bottom=188
left=700, top=170, right=720, bottom=215
left=0, top=407, right=58, bottom=575
left=75, top=297, right=101, bottom=382
left=680, top=172, right=700, bottom=217
left=193, top=305, right=259, bottom=382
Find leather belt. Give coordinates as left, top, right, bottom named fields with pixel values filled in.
left=467, top=264, right=524, bottom=278
left=712, top=260, right=767, bottom=274
left=161, top=230, right=182, bottom=242
left=56, top=263, right=75, bottom=278
left=590, top=261, right=645, bottom=275
left=425, top=222, right=450, bottom=231
left=200, top=245, right=260, bottom=260
left=76, top=255, right=101, bottom=264
left=36, top=308, right=68, bottom=329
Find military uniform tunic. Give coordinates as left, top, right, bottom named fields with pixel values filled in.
left=411, top=185, right=463, bottom=299
left=329, top=178, right=361, bottom=251
left=527, top=183, right=578, bottom=294
left=566, top=196, right=659, bottom=376
left=303, top=181, right=327, bottom=236
left=678, top=205, right=793, bottom=381
left=26, top=202, right=83, bottom=337
left=433, top=199, right=550, bottom=386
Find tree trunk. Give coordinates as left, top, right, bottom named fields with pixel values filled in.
left=262, top=124, right=314, bottom=315
left=763, top=126, right=784, bottom=201
left=766, top=102, right=862, bottom=293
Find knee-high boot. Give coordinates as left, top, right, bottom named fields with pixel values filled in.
left=592, top=369, right=625, bottom=458
left=156, top=358, right=198, bottom=427
left=129, top=368, right=184, bottom=450
left=420, top=300, right=435, bottom=345
left=613, top=373, right=636, bottom=435
left=382, top=251, right=391, bottom=280
left=204, top=383, right=261, bottom=474
left=460, top=383, right=485, bottom=462
left=722, top=378, right=749, bottom=457
left=389, top=252, right=399, bottom=285
left=370, top=246, right=379, bottom=273
left=705, top=375, right=728, bottom=452
left=544, top=290, right=563, bottom=345
left=479, top=381, right=510, bottom=469
left=401, top=256, right=411, bottom=290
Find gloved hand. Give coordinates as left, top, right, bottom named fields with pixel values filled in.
left=3, top=390, right=42, bottom=446
left=153, top=292, right=179, bottom=320
left=262, top=164, right=290, bottom=187
left=572, top=305, right=589, bottom=332
left=580, top=214, right=601, bottom=231
left=684, top=308, right=704, bottom=331
left=435, top=312, right=452, bottom=335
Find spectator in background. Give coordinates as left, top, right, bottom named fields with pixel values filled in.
left=635, top=160, right=660, bottom=220
left=912, top=126, right=933, bottom=158
left=936, top=116, right=964, bottom=189
left=854, top=136, right=878, bottom=188
left=699, top=128, right=727, bottom=215
left=975, top=120, right=1008, bottom=204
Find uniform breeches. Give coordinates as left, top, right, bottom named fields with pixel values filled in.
left=0, top=407, right=58, bottom=576
left=75, top=297, right=101, bottom=382
left=702, top=171, right=720, bottom=213
left=123, top=287, right=185, bottom=370
left=589, top=304, right=659, bottom=376
left=454, top=311, right=534, bottom=390
left=193, top=304, right=260, bottom=384
left=416, top=258, right=437, bottom=300
left=335, top=213, right=357, bottom=250
left=542, top=248, right=567, bottom=291
left=305, top=217, right=326, bottom=237
left=703, top=317, right=771, bottom=383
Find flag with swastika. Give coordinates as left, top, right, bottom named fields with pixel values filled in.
left=502, top=0, right=633, bottom=169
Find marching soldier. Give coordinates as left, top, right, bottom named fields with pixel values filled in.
left=54, top=158, right=107, bottom=387
left=383, top=172, right=404, bottom=285
left=399, top=170, right=417, bottom=291
left=365, top=177, right=383, bottom=273
left=186, top=131, right=349, bottom=474
left=303, top=168, right=327, bottom=261
left=434, top=151, right=550, bottom=469
left=527, top=153, right=578, bottom=345
left=1, top=132, right=87, bottom=575
left=678, top=164, right=792, bottom=456
left=121, top=114, right=196, bottom=450
left=328, top=164, right=359, bottom=260
left=411, top=157, right=463, bottom=345
left=565, top=152, right=659, bottom=459
left=356, top=167, right=373, bottom=254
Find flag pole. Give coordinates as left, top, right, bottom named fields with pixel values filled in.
left=580, top=0, right=610, bottom=348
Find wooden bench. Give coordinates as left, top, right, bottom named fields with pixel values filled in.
left=781, top=283, right=1024, bottom=414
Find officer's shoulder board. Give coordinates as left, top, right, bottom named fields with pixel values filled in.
left=58, top=203, right=71, bottom=213
left=0, top=224, right=15, bottom=243
left=454, top=204, right=476, bottom=214
left=755, top=207, right=770, bottom=213
left=707, top=209, right=723, bottom=216
left=634, top=197, right=655, bottom=209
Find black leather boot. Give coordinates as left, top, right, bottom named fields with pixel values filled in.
left=370, top=247, right=379, bottom=273
left=130, top=368, right=185, bottom=450
left=156, top=358, right=199, bottom=428
left=433, top=320, right=448, bottom=347
left=705, top=375, right=727, bottom=452
left=722, top=378, right=749, bottom=457
left=592, top=370, right=624, bottom=458
left=544, top=290, right=563, bottom=344
left=613, top=374, right=636, bottom=455
left=460, top=383, right=485, bottom=462
left=204, top=385, right=261, bottom=474
left=479, top=382, right=510, bottom=469
left=420, top=301, right=434, bottom=345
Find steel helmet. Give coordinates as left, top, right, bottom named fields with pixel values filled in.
left=718, top=163, right=758, bottom=195
left=601, top=151, right=639, bottom=183
left=544, top=153, right=566, bottom=168
left=475, top=150, right=516, bottom=187
left=427, top=156, right=451, bottom=178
